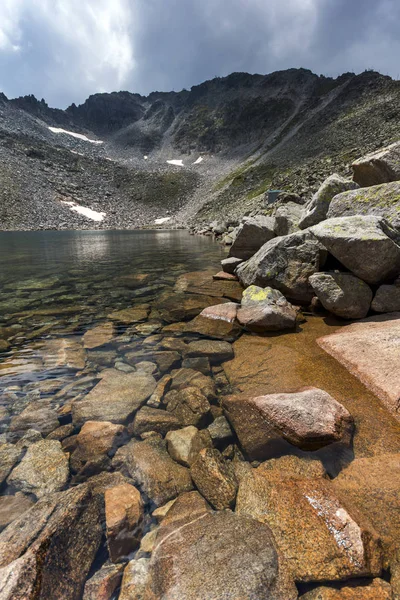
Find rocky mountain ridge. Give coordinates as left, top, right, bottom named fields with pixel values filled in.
left=1, top=68, right=400, bottom=230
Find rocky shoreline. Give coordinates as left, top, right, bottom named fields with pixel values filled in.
left=0, top=143, right=400, bottom=599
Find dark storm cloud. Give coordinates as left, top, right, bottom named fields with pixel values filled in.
left=0, top=0, right=399, bottom=108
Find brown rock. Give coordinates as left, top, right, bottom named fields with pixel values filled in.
left=147, top=374, right=172, bottom=408
left=352, top=141, right=400, bottom=186
left=190, top=448, right=238, bottom=509
left=9, top=401, right=60, bottom=440
left=83, top=563, right=124, bottom=600
left=166, top=386, right=211, bottom=427
left=170, top=367, right=216, bottom=399
left=0, top=483, right=102, bottom=599
left=47, top=423, right=75, bottom=441
left=200, top=301, right=239, bottom=323
left=72, top=369, right=157, bottom=425
left=131, top=406, right=181, bottom=437
left=83, top=322, right=115, bottom=349
left=213, top=271, right=238, bottom=281
left=40, top=337, right=86, bottom=369
left=70, top=420, right=126, bottom=473
left=251, top=387, right=354, bottom=450
left=154, top=291, right=225, bottom=322
left=175, top=270, right=243, bottom=301
left=145, top=510, right=297, bottom=599
left=126, top=438, right=193, bottom=506
left=158, top=491, right=211, bottom=529
left=184, top=313, right=242, bottom=341
left=105, top=482, right=144, bottom=563
left=318, top=313, right=400, bottom=419
left=119, top=558, right=150, bottom=600
left=236, top=472, right=382, bottom=582
left=0, top=493, right=34, bottom=532
left=301, top=579, right=392, bottom=599
left=0, top=443, right=22, bottom=485
left=107, top=304, right=150, bottom=324
left=256, top=454, right=327, bottom=480
left=185, top=339, right=234, bottom=364
left=166, top=426, right=212, bottom=466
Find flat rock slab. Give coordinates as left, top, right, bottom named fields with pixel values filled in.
left=83, top=322, right=115, bottom=349
left=318, top=313, right=400, bottom=419
left=72, top=369, right=156, bottom=425
left=174, top=271, right=243, bottom=301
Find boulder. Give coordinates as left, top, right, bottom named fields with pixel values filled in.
left=0, top=483, right=102, bottom=600
left=236, top=472, right=382, bottom=582
left=299, top=174, right=359, bottom=229
left=72, top=369, right=156, bottom=425
left=105, top=482, right=144, bottom=563
left=131, top=406, right=181, bottom=437
left=309, top=272, right=373, bottom=319
left=125, top=438, right=193, bottom=506
left=200, top=302, right=238, bottom=323
left=228, top=216, right=276, bottom=260
left=145, top=510, right=297, bottom=599
left=83, top=322, right=115, bottom=349
left=221, top=256, right=243, bottom=274
left=184, top=339, right=234, bottom=364
left=7, top=439, right=69, bottom=498
left=190, top=448, right=238, bottom=509
left=274, top=202, right=303, bottom=236
left=300, top=579, right=392, bottom=599
left=351, top=141, right=400, bottom=186
left=237, top=285, right=297, bottom=331
left=9, top=401, right=60, bottom=440
left=328, top=181, right=400, bottom=231
left=0, top=494, right=34, bottom=532
left=70, top=420, right=126, bottom=473
left=317, top=313, right=400, bottom=418
left=184, top=313, right=242, bottom=341
left=310, top=216, right=400, bottom=285
left=157, top=490, right=211, bottom=529
left=371, top=284, right=400, bottom=312
left=0, top=443, right=22, bottom=485
left=251, top=387, right=353, bottom=450
left=165, top=386, right=211, bottom=427
left=83, top=563, right=124, bottom=600
left=166, top=426, right=212, bottom=467
left=237, top=230, right=327, bottom=304
left=119, top=558, right=150, bottom=600
left=255, top=454, right=327, bottom=481
left=207, top=415, right=233, bottom=445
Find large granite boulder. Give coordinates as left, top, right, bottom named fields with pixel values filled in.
left=299, top=174, right=359, bottom=229
left=125, top=438, right=193, bottom=506
left=119, top=558, right=150, bottom=600
left=72, top=369, right=156, bottom=425
left=371, top=284, right=400, bottom=312
left=236, top=230, right=327, bottom=304
left=317, top=313, right=400, bottom=418
left=228, top=216, right=276, bottom=260
left=328, top=181, right=400, bottom=230
left=309, top=272, right=373, bottom=319
left=236, top=470, right=382, bottom=582
left=351, top=141, right=400, bottom=186
left=237, top=285, right=297, bottom=331
left=0, top=484, right=102, bottom=600
left=7, top=439, right=69, bottom=499
left=190, top=448, right=238, bottom=510
left=310, top=216, right=400, bottom=285
left=145, top=510, right=297, bottom=599
left=274, top=202, right=303, bottom=236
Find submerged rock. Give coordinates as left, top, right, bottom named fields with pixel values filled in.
left=72, top=369, right=156, bottom=425
left=70, top=420, right=126, bottom=473
left=351, top=141, right=400, bottom=186
left=40, top=337, right=86, bottom=369
left=236, top=472, right=382, bottom=582
left=165, top=386, right=211, bottom=427
left=8, top=401, right=60, bottom=440
left=0, top=493, right=34, bottom=532
left=185, top=339, right=234, bottom=364
left=107, top=304, right=150, bottom=324
left=0, top=483, right=102, bottom=599
left=310, top=215, right=400, bottom=285
left=309, top=272, right=372, bottom=319
left=190, top=448, right=238, bottom=510
left=299, top=174, right=359, bottom=229
left=7, top=439, right=69, bottom=498
left=300, top=579, right=392, bottom=599
left=105, top=482, right=144, bottom=563
left=228, top=216, right=276, bottom=260
left=237, top=285, right=297, bottom=331
left=166, top=426, right=212, bottom=467
left=131, top=406, right=181, bottom=437
left=145, top=510, right=297, bottom=599
left=237, top=230, right=327, bottom=304
left=83, top=563, right=124, bottom=600
left=83, top=322, right=115, bottom=349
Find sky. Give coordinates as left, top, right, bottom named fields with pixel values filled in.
left=0, top=0, right=399, bottom=109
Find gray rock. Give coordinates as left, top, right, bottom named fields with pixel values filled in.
left=309, top=272, right=373, bottom=319
left=237, top=230, right=327, bottom=304
left=131, top=406, right=181, bottom=437
left=207, top=415, right=233, bottom=445
left=237, top=285, right=297, bottom=331
left=145, top=511, right=297, bottom=600
left=221, top=256, right=243, bottom=274
left=299, top=174, right=359, bottom=229
left=185, top=339, right=234, bottom=364
left=352, top=141, right=400, bottom=186
left=166, top=426, right=212, bottom=467
left=9, top=401, right=60, bottom=440
left=0, top=493, right=34, bottom=532
left=371, top=284, right=400, bottom=312
left=190, top=448, right=238, bottom=510
left=0, top=443, right=22, bottom=485
left=7, top=439, right=69, bottom=498
left=310, top=215, right=400, bottom=285
left=119, top=558, right=150, bottom=600
left=228, top=216, right=276, bottom=260
left=274, top=202, right=303, bottom=236
left=328, top=181, right=400, bottom=230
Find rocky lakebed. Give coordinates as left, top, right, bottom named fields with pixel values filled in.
left=1, top=142, right=400, bottom=599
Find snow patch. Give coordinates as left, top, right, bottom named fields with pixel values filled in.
left=154, top=217, right=171, bottom=225
left=167, top=159, right=184, bottom=167
left=60, top=200, right=106, bottom=222
left=49, top=127, right=103, bottom=145
left=193, top=156, right=204, bottom=164
left=144, top=155, right=148, bottom=160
